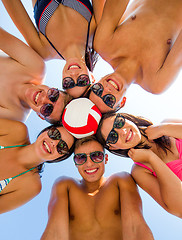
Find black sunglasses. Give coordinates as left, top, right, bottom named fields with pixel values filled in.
left=40, top=88, right=60, bottom=117
left=62, top=74, right=90, bottom=89
left=106, top=114, right=125, bottom=146
left=47, top=127, right=69, bottom=155
left=74, top=151, right=104, bottom=165
left=90, top=83, right=116, bottom=108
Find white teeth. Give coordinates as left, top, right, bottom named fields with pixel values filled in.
left=43, top=141, right=51, bottom=153
left=85, top=169, right=97, bottom=173
left=69, top=65, right=80, bottom=69
left=108, top=80, right=119, bottom=90
left=126, top=131, right=132, bottom=142
left=35, top=92, right=41, bottom=104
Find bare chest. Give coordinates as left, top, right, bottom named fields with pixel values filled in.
left=68, top=184, right=122, bottom=239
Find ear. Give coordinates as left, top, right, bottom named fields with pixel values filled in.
left=119, top=97, right=126, bottom=108
left=36, top=112, right=45, bottom=120
left=89, top=71, right=96, bottom=84
left=105, top=153, right=108, bottom=164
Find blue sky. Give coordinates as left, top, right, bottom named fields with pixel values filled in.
left=0, top=1, right=182, bottom=239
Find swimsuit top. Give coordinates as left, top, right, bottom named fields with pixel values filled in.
left=135, top=138, right=182, bottom=181
left=34, top=0, right=93, bottom=59
left=0, top=144, right=36, bottom=193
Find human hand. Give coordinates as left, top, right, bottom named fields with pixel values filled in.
left=145, top=125, right=164, bottom=140
left=128, top=148, right=154, bottom=163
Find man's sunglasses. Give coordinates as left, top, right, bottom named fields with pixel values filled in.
left=40, top=88, right=60, bottom=117
left=90, top=83, right=116, bottom=108
left=47, top=127, right=69, bottom=155
left=74, top=151, right=104, bottom=165
left=106, top=114, right=125, bottom=146
left=62, top=74, right=90, bottom=89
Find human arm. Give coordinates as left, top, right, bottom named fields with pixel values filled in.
left=92, top=0, right=106, bottom=25
left=118, top=172, right=154, bottom=240
left=146, top=121, right=182, bottom=140
left=1, top=0, right=48, bottom=59
left=0, top=27, right=45, bottom=81
left=41, top=177, right=70, bottom=240
left=94, top=0, right=129, bottom=51
left=129, top=149, right=182, bottom=218
left=0, top=174, right=41, bottom=214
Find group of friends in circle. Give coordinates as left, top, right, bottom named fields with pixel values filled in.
left=1, top=0, right=182, bottom=239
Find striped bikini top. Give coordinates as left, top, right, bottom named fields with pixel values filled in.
left=0, top=144, right=36, bottom=193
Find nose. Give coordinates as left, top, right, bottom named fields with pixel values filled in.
left=85, top=157, right=94, bottom=167
left=119, top=128, right=127, bottom=138
left=103, top=82, right=112, bottom=93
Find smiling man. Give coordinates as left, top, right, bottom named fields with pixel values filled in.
left=0, top=27, right=72, bottom=123
left=41, top=136, right=154, bottom=240
left=90, top=0, right=182, bottom=113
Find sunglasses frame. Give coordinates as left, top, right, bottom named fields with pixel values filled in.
left=74, top=151, right=105, bottom=165
left=90, top=83, right=116, bottom=108
left=106, top=114, right=125, bottom=146
left=47, top=127, right=69, bottom=155
left=62, top=74, right=91, bottom=89
left=40, top=88, right=60, bottom=118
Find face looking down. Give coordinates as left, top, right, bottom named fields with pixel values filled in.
left=62, top=58, right=91, bottom=98
left=89, top=72, right=127, bottom=113
left=74, top=140, right=108, bottom=183
left=36, top=126, right=75, bottom=161
left=25, top=85, right=72, bottom=122
left=101, top=114, right=142, bottom=150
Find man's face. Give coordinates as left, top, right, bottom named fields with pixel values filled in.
left=74, top=140, right=107, bottom=183
left=62, top=58, right=91, bottom=98
left=89, top=72, right=127, bottom=113
left=24, top=85, right=71, bottom=122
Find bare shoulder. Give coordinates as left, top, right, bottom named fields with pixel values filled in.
left=109, top=171, right=136, bottom=189
left=0, top=119, right=29, bottom=140
left=53, top=176, right=79, bottom=191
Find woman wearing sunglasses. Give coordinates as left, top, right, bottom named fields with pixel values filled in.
left=96, top=112, right=182, bottom=218
left=2, top=0, right=106, bottom=98
left=0, top=118, right=75, bottom=214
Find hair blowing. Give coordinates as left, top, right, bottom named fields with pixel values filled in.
left=96, top=112, right=171, bottom=158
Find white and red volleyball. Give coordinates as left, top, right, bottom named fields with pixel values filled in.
left=62, top=98, right=102, bottom=139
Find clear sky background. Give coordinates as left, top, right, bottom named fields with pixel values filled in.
left=0, top=1, right=182, bottom=239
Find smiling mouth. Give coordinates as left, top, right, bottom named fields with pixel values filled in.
left=68, top=64, right=81, bottom=70
left=126, top=130, right=133, bottom=142
left=107, top=79, right=119, bottom=91
left=85, top=168, right=98, bottom=175
left=34, top=91, right=41, bottom=104
left=43, top=141, right=51, bottom=154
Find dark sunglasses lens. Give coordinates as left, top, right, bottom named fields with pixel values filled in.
left=48, top=127, right=61, bottom=140
left=40, top=104, right=53, bottom=117
left=57, top=140, right=69, bottom=155
left=74, top=153, right=87, bottom=165
left=91, top=83, right=103, bottom=96
left=47, top=88, right=59, bottom=102
left=103, top=94, right=116, bottom=108
left=77, top=74, right=90, bottom=87
left=90, top=151, right=104, bottom=163
left=62, top=77, right=75, bottom=89
left=114, top=115, right=125, bottom=128
left=107, top=130, right=118, bottom=144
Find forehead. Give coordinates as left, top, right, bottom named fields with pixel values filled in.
left=75, top=140, right=103, bottom=154
left=57, top=126, right=74, bottom=147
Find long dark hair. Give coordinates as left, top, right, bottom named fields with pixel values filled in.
left=96, top=112, right=171, bottom=158
left=85, top=47, right=99, bottom=72
left=37, top=124, right=75, bottom=163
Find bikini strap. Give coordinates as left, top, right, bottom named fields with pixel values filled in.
left=0, top=144, right=27, bottom=149
left=12, top=167, right=36, bottom=179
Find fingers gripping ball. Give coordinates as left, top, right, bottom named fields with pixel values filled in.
left=62, top=98, right=102, bottom=139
